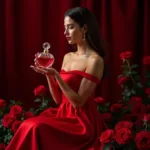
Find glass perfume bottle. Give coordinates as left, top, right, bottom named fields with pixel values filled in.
left=36, top=42, right=55, bottom=68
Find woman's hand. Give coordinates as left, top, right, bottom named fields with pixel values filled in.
left=30, top=65, right=58, bottom=77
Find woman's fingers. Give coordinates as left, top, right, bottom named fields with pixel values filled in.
left=34, top=58, right=40, bottom=67
left=35, top=52, right=40, bottom=58
left=30, top=65, right=46, bottom=74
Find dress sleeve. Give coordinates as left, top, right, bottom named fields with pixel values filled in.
left=68, top=70, right=100, bottom=84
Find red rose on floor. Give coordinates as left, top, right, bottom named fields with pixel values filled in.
left=0, top=143, right=7, bottom=150
left=100, top=129, right=114, bottom=144
left=2, top=113, right=16, bottom=128
left=24, top=111, right=35, bottom=119
left=143, top=56, right=150, bottom=65
left=131, top=103, right=146, bottom=116
left=115, top=121, right=133, bottom=130
left=10, top=105, right=23, bottom=118
left=145, top=88, right=150, bottom=95
left=120, top=51, right=132, bottom=60
left=136, top=131, right=150, bottom=150
left=94, top=97, right=105, bottom=104
left=129, top=96, right=142, bottom=105
left=0, top=99, right=6, bottom=109
left=12, top=120, right=22, bottom=133
left=114, top=128, right=132, bottom=145
left=110, top=103, right=122, bottom=112
left=118, top=76, right=129, bottom=85
left=102, top=113, right=112, bottom=123
left=34, top=85, right=47, bottom=96
left=143, top=114, right=150, bottom=124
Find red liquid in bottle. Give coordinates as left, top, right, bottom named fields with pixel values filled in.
left=37, top=57, right=54, bottom=67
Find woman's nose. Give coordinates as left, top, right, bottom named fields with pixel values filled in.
left=64, top=29, right=68, bottom=35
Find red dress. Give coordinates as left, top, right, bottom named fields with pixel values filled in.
left=6, top=70, right=106, bottom=150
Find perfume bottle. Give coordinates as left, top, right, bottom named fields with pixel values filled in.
left=36, top=42, right=55, bottom=68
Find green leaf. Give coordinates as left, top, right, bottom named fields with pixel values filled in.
left=104, top=103, right=110, bottom=107
left=134, top=75, right=140, bottom=81
left=121, top=65, right=129, bottom=68
left=9, top=100, right=16, bottom=105
left=97, top=105, right=107, bottom=113
left=136, top=82, right=143, bottom=88
left=102, top=144, right=111, bottom=150
left=145, top=81, right=150, bottom=87
left=131, top=64, right=139, bottom=69
left=131, top=89, right=136, bottom=95
left=118, top=74, right=124, bottom=78
left=145, top=71, right=150, bottom=78
left=123, top=71, right=131, bottom=76
left=126, top=91, right=131, bottom=96
left=131, top=71, right=138, bottom=75
left=34, top=98, right=41, bottom=102
left=16, top=101, right=23, bottom=105
left=29, top=108, right=35, bottom=113
left=41, top=101, right=48, bottom=108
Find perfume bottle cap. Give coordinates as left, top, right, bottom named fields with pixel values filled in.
left=43, top=42, right=51, bottom=54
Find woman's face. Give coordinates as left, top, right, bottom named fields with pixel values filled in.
left=64, top=16, right=84, bottom=44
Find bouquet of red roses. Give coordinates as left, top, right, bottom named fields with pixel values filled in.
left=95, top=51, right=150, bottom=150
left=0, top=85, right=52, bottom=149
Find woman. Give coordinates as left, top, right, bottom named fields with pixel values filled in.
left=6, top=7, right=106, bottom=150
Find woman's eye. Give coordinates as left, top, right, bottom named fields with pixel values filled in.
left=69, top=26, right=74, bottom=29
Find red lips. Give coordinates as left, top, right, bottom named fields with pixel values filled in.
left=66, top=37, right=71, bottom=40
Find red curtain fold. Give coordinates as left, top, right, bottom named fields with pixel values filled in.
left=0, top=0, right=150, bottom=108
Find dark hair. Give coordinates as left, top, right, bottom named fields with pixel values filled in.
left=64, top=7, right=105, bottom=58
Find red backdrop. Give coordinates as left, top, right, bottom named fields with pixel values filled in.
left=0, top=0, right=150, bottom=108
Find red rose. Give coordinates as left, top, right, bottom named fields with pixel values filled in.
left=118, top=76, right=129, bottom=85
left=129, top=96, right=142, bottom=105
left=114, top=128, right=132, bottom=145
left=110, top=103, right=122, bottom=112
left=2, top=113, right=16, bottom=128
left=143, top=56, right=150, bottom=65
left=0, top=143, right=7, bottom=150
left=0, top=99, right=6, bottom=109
left=136, top=131, right=150, bottom=150
left=102, top=113, right=112, bottom=123
left=131, top=103, right=146, bottom=116
left=146, top=105, right=150, bottom=113
left=143, top=114, right=150, bottom=124
left=115, top=121, right=133, bottom=130
left=10, top=105, right=23, bottom=118
left=100, top=129, right=114, bottom=144
left=145, top=88, right=150, bottom=95
left=94, top=97, right=105, bottom=104
left=12, top=120, right=22, bottom=133
left=120, top=51, right=132, bottom=60
left=24, top=111, right=35, bottom=119
left=34, top=85, right=47, bottom=96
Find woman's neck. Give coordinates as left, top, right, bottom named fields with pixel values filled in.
left=76, top=41, right=91, bottom=55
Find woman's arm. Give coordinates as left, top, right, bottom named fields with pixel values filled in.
left=45, top=75, right=61, bottom=104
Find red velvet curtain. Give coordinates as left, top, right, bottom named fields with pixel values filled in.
left=0, top=0, right=150, bottom=108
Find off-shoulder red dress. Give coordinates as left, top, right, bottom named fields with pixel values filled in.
left=6, top=70, right=106, bottom=150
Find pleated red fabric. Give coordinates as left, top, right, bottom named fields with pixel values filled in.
left=6, top=70, right=107, bottom=150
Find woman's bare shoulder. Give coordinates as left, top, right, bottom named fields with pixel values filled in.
left=88, top=52, right=104, bottom=66
left=63, top=52, right=74, bottom=59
